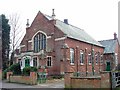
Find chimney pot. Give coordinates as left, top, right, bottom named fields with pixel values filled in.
left=64, top=19, right=68, bottom=24
left=26, top=19, right=29, bottom=28
left=52, top=9, right=55, bottom=19
left=114, top=32, right=117, bottom=39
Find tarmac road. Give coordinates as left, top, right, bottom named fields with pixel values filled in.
left=1, top=79, right=64, bottom=89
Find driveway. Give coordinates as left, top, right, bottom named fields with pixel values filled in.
left=1, top=79, right=64, bottom=89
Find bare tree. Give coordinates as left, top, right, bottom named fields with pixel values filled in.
left=9, top=13, right=23, bottom=65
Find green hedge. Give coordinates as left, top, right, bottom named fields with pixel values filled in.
left=2, top=63, right=21, bottom=79
left=23, top=66, right=37, bottom=76
left=9, top=63, right=21, bottom=75
left=2, top=68, right=9, bottom=79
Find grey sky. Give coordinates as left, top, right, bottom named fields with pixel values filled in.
left=0, top=0, right=119, bottom=43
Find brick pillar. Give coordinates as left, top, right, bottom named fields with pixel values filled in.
left=64, top=72, right=73, bottom=88
left=7, top=72, right=13, bottom=81
left=100, top=71, right=111, bottom=88
left=0, top=69, right=2, bottom=80
left=30, top=72, right=37, bottom=85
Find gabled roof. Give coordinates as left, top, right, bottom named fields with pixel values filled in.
left=45, top=14, right=103, bottom=47
left=99, top=39, right=117, bottom=54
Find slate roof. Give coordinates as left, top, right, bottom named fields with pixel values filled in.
left=45, top=14, right=103, bottom=47
left=99, top=39, right=117, bottom=54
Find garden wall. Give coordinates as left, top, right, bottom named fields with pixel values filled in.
left=65, top=71, right=111, bottom=88
left=7, top=72, right=37, bottom=85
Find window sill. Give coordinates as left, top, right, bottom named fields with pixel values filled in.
left=70, top=63, right=75, bottom=65
left=80, top=63, right=84, bottom=65
left=88, top=63, right=92, bottom=65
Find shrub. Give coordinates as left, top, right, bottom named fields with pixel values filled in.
left=51, top=74, right=64, bottom=79
left=9, top=63, right=21, bottom=75
left=23, top=66, right=37, bottom=76
left=2, top=63, right=21, bottom=79
left=2, top=68, right=10, bottom=79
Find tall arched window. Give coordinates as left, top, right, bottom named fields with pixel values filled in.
left=34, top=32, right=46, bottom=52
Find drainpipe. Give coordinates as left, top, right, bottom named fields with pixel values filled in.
left=91, top=45, right=94, bottom=75
left=76, top=46, right=79, bottom=77
left=85, top=48, right=88, bottom=76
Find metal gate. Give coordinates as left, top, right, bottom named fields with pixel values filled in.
left=111, top=71, right=120, bottom=88
left=37, top=72, right=47, bottom=84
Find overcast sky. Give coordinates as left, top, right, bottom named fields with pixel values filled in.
left=0, top=0, right=119, bottom=42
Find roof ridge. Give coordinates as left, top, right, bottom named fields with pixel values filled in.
left=44, top=13, right=103, bottom=47
left=56, top=19, right=84, bottom=31
left=98, top=39, right=116, bottom=42
left=44, top=14, right=84, bottom=31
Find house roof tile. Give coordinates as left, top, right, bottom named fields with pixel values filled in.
left=45, top=14, right=103, bottom=47
left=99, top=39, right=117, bottom=53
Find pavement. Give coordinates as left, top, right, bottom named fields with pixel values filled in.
left=1, top=79, right=64, bottom=89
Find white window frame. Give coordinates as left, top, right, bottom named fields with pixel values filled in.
left=115, top=53, right=118, bottom=66
left=32, top=30, right=47, bottom=53
left=88, top=53, right=92, bottom=65
left=33, top=57, right=38, bottom=67
left=70, top=48, right=74, bottom=65
left=80, top=50, right=84, bottom=65
left=95, top=54, right=98, bottom=65
left=100, top=55, right=103, bottom=65
left=20, top=61, right=22, bottom=67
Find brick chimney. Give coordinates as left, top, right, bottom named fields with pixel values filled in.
left=114, top=32, right=117, bottom=40
left=50, top=9, right=56, bottom=24
left=52, top=9, right=56, bottom=19
left=26, top=19, right=29, bottom=28
left=64, top=19, right=68, bottom=24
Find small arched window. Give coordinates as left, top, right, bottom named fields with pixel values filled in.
left=34, top=32, right=46, bottom=53
left=80, top=50, right=84, bottom=64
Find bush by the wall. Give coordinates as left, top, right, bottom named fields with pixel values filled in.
left=2, top=63, right=21, bottom=79
left=23, top=66, right=37, bottom=76
left=9, top=63, right=21, bottom=75
left=2, top=68, right=10, bottom=79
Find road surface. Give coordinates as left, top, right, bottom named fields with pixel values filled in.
left=1, top=79, right=64, bottom=89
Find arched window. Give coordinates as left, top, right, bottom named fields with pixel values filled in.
left=80, top=50, right=84, bottom=64
left=70, top=48, right=74, bottom=65
left=34, top=32, right=46, bottom=52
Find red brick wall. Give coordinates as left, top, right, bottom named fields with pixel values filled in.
left=0, top=69, right=2, bottom=80
left=100, top=71, right=111, bottom=88
left=118, top=43, right=120, bottom=64
left=103, top=54, right=115, bottom=71
left=64, top=71, right=111, bottom=88
left=63, top=38, right=104, bottom=74
left=71, top=77, right=101, bottom=88
left=7, top=72, right=37, bottom=85
left=18, top=11, right=104, bottom=76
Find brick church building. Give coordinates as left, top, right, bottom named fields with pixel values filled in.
left=15, top=10, right=105, bottom=76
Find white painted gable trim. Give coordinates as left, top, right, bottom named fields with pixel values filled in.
left=55, top=37, right=66, bottom=41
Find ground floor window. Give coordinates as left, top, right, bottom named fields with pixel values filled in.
left=80, top=50, right=84, bottom=64
left=88, top=53, right=92, bottom=65
left=70, top=48, right=74, bottom=65
left=47, top=56, right=52, bottom=67
left=33, top=57, right=37, bottom=67
left=95, top=54, right=98, bottom=65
